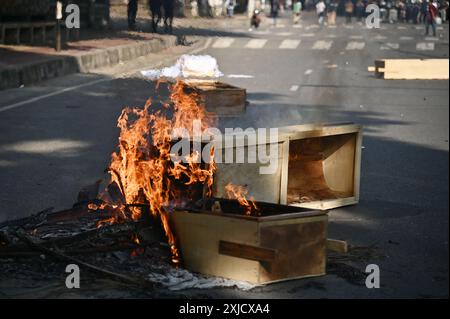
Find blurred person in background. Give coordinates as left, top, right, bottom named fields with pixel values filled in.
left=439, top=0, right=448, bottom=22
left=127, top=0, right=138, bottom=30
left=420, top=0, right=429, bottom=22
left=250, top=9, right=262, bottom=30
left=316, top=0, right=327, bottom=25
left=327, top=0, right=338, bottom=24
left=226, top=0, right=236, bottom=17
left=293, top=0, right=302, bottom=24
left=355, top=0, right=365, bottom=21
left=271, top=0, right=281, bottom=26
left=425, top=0, right=438, bottom=35
left=345, top=0, right=354, bottom=23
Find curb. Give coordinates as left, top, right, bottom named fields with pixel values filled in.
left=0, top=35, right=178, bottom=91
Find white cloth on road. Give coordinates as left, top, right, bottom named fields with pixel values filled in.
left=141, top=54, right=223, bottom=80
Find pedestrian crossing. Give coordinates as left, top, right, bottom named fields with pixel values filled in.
left=212, top=37, right=235, bottom=48
left=279, top=39, right=301, bottom=49
left=312, top=40, right=333, bottom=50
left=211, top=37, right=440, bottom=51
left=345, top=41, right=366, bottom=50
left=244, top=39, right=268, bottom=49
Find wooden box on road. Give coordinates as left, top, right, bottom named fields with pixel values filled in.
left=183, top=80, right=246, bottom=117
left=171, top=199, right=328, bottom=284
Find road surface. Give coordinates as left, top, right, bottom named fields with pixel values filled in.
left=0, top=12, right=448, bottom=298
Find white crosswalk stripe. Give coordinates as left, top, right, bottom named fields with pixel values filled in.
left=293, top=24, right=302, bottom=28
left=289, top=85, right=299, bottom=91
left=212, top=37, right=235, bottom=48
left=400, top=36, right=414, bottom=41
left=312, top=40, right=333, bottom=50
left=276, top=32, right=293, bottom=36
left=253, top=30, right=270, bottom=35
left=380, top=43, right=400, bottom=50
left=425, top=36, right=439, bottom=41
left=345, top=41, right=365, bottom=50
left=397, top=26, right=407, bottom=30
left=245, top=39, right=268, bottom=49
left=301, top=33, right=315, bottom=37
left=415, top=26, right=424, bottom=30
left=279, top=39, right=301, bottom=49
left=375, top=35, right=387, bottom=40
left=416, top=42, right=435, bottom=50
left=344, top=25, right=354, bottom=29
left=350, top=35, right=364, bottom=39
left=327, top=25, right=337, bottom=29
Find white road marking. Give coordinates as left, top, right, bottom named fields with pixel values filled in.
left=0, top=78, right=109, bottom=114
left=344, top=25, right=354, bottom=29
left=380, top=42, right=400, bottom=50
left=397, top=26, right=407, bottom=30
left=212, top=37, right=235, bottom=48
left=375, top=35, right=387, bottom=40
left=293, top=24, right=302, bottom=28
left=276, top=32, right=293, bottom=36
left=312, top=40, right=333, bottom=50
left=253, top=30, right=270, bottom=35
left=244, top=39, right=268, bottom=49
left=325, top=34, right=337, bottom=38
left=289, top=85, right=299, bottom=91
left=400, top=36, right=414, bottom=41
left=345, top=41, right=365, bottom=50
left=275, top=24, right=286, bottom=28
left=279, top=39, right=301, bottom=49
left=327, top=25, right=337, bottom=29
left=301, top=33, right=315, bottom=37
left=425, top=36, right=439, bottom=41
left=350, top=35, right=364, bottom=39
left=416, top=42, right=435, bottom=50
left=415, top=26, right=424, bottom=30
left=227, top=74, right=254, bottom=78
left=304, top=69, right=313, bottom=75
left=437, top=26, right=444, bottom=30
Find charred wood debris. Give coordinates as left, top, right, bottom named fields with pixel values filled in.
left=0, top=180, right=383, bottom=298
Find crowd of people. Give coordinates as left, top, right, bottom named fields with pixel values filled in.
left=264, top=0, right=449, bottom=25
left=259, top=0, right=448, bottom=36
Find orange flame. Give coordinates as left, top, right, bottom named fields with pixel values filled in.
left=225, top=183, right=259, bottom=216
left=97, top=80, right=217, bottom=264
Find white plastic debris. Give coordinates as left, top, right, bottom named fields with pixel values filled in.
left=140, top=54, right=223, bottom=80
left=148, top=266, right=256, bottom=291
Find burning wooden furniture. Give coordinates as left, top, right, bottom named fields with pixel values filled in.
left=171, top=199, right=328, bottom=284
left=212, top=123, right=362, bottom=210
left=368, top=59, right=449, bottom=80
left=182, top=80, right=246, bottom=116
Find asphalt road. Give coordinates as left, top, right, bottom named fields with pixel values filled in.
left=0, top=12, right=448, bottom=298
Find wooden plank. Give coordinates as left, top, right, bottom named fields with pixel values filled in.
left=218, top=240, right=277, bottom=263
left=327, top=238, right=348, bottom=253
left=368, top=59, right=449, bottom=79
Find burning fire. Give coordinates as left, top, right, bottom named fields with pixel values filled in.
left=225, top=183, right=259, bottom=216
left=95, top=80, right=216, bottom=264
